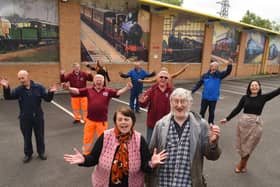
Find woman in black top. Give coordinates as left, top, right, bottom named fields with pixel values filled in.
left=220, top=80, right=280, bottom=173
left=85, top=60, right=110, bottom=86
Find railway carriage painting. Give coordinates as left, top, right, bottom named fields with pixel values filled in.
left=80, top=3, right=150, bottom=63
left=244, top=31, right=265, bottom=64
left=0, top=0, right=58, bottom=62
left=212, top=22, right=240, bottom=62
left=161, top=14, right=205, bottom=63
left=268, top=36, right=280, bottom=64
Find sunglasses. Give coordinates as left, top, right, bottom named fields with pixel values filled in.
left=159, top=76, right=168, bottom=80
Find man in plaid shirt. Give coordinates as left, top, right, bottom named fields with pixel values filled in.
left=147, top=88, right=221, bottom=187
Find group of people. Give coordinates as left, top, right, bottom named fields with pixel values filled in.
left=0, top=58, right=279, bottom=186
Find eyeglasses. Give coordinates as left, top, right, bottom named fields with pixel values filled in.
left=159, top=76, right=168, bottom=80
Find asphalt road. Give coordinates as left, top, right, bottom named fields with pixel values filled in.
left=0, top=76, right=279, bottom=187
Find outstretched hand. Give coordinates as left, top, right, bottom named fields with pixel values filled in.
left=220, top=118, right=227, bottom=125
left=138, top=93, right=148, bottom=103
left=61, top=82, right=70, bottom=90
left=49, top=84, right=58, bottom=92
left=126, top=82, right=133, bottom=89
left=60, top=70, right=65, bottom=75
left=209, top=124, right=220, bottom=144
left=0, top=78, right=9, bottom=88
left=227, top=58, right=233, bottom=64
left=64, top=148, right=85, bottom=165
left=150, top=148, right=167, bottom=168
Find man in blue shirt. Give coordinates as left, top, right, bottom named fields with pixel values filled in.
left=192, top=58, right=233, bottom=125
left=0, top=70, right=56, bottom=163
left=119, top=62, right=155, bottom=113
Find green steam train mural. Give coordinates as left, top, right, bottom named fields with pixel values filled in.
left=0, top=0, right=58, bottom=62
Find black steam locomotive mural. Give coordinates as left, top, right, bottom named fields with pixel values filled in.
left=80, top=4, right=148, bottom=62
left=212, top=23, right=240, bottom=62
left=244, top=32, right=265, bottom=64
left=268, top=44, right=278, bottom=60
left=268, top=36, right=280, bottom=64
left=245, top=38, right=263, bottom=62
left=162, top=14, right=204, bottom=63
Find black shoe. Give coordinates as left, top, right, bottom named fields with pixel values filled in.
left=38, top=154, right=47, bottom=160
left=72, top=120, right=80, bottom=124
left=22, top=155, right=32, bottom=163
left=135, top=109, right=141, bottom=113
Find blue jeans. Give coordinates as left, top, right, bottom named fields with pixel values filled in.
left=146, top=127, right=154, bottom=145
left=129, top=91, right=141, bottom=111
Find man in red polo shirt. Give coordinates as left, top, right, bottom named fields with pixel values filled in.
left=60, top=63, right=93, bottom=124
left=65, top=74, right=132, bottom=155
left=139, top=70, right=173, bottom=144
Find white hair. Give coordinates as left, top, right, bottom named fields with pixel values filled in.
left=170, top=88, right=193, bottom=113
left=210, top=61, right=219, bottom=67
left=94, top=74, right=105, bottom=81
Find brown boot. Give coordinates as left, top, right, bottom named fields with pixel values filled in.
left=235, top=159, right=243, bottom=173
left=240, top=155, right=250, bottom=173
left=235, top=155, right=249, bottom=173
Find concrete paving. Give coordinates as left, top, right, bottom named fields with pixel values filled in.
left=0, top=76, right=279, bottom=187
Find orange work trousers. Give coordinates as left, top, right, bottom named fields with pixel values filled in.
left=82, top=119, right=108, bottom=155
left=71, top=97, right=88, bottom=121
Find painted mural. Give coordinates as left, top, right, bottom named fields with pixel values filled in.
left=212, top=22, right=240, bottom=63
left=268, top=36, right=280, bottom=64
left=244, top=31, right=265, bottom=64
left=80, top=2, right=149, bottom=63
left=0, top=0, right=58, bottom=62
left=161, top=14, right=205, bottom=63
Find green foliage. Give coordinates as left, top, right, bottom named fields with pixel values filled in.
left=241, top=10, right=280, bottom=32
left=158, top=0, right=184, bottom=6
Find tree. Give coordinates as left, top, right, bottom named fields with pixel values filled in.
left=158, top=0, right=184, bottom=6
left=240, top=10, right=280, bottom=32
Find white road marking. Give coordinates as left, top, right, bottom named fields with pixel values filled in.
left=51, top=98, right=148, bottom=119
left=112, top=98, right=148, bottom=112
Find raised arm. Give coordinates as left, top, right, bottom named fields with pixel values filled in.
left=220, top=58, right=233, bottom=79
left=146, top=70, right=156, bottom=78
left=138, top=77, right=156, bottom=84
left=84, top=62, right=97, bottom=71
left=41, top=84, right=56, bottom=102
left=0, top=78, right=18, bottom=100
left=116, top=82, right=132, bottom=96
left=119, top=71, right=130, bottom=78
left=220, top=96, right=246, bottom=124
left=104, top=68, right=111, bottom=82
left=62, top=83, right=80, bottom=95
left=191, top=77, right=203, bottom=94
left=263, top=87, right=280, bottom=101
left=60, top=70, right=69, bottom=83
left=170, top=64, right=189, bottom=79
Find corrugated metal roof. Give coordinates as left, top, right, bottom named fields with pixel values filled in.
left=139, top=0, right=280, bottom=36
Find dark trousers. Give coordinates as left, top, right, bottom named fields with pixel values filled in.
left=20, top=117, right=45, bottom=156
left=129, top=90, right=141, bottom=111
left=200, top=99, right=217, bottom=124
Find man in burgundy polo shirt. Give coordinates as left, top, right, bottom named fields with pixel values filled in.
left=65, top=74, right=132, bottom=155
left=60, top=63, right=93, bottom=124
left=139, top=70, right=173, bottom=144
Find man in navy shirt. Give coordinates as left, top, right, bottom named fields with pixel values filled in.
left=0, top=70, right=56, bottom=163
left=119, top=61, right=155, bottom=113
